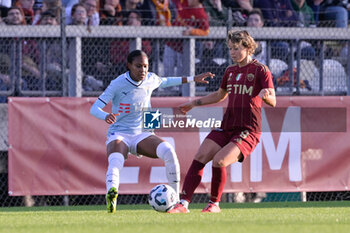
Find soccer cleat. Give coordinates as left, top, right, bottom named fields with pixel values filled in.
left=201, top=202, right=221, bottom=213
left=167, top=203, right=190, bottom=213
left=106, top=187, right=118, bottom=213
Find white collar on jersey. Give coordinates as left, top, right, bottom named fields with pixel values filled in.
left=126, top=71, right=144, bottom=86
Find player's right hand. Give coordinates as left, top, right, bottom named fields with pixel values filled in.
left=194, top=72, right=215, bottom=84
left=179, top=102, right=194, bottom=114
left=105, top=113, right=119, bottom=124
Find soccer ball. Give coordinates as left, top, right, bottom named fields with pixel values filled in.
left=148, top=184, right=178, bottom=212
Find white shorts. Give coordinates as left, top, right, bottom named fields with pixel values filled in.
left=106, top=132, right=154, bottom=157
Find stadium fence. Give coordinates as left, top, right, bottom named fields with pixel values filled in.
left=0, top=21, right=350, bottom=207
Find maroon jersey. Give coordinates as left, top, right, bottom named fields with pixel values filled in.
left=220, top=59, right=274, bottom=132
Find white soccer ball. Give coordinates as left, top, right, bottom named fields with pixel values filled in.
left=148, top=184, right=178, bottom=212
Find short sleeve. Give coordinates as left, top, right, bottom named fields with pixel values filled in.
left=98, top=79, right=118, bottom=104
left=220, top=68, right=230, bottom=90
left=151, top=73, right=163, bottom=90
left=259, top=65, right=274, bottom=89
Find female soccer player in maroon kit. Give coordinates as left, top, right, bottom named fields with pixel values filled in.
left=169, top=30, right=276, bottom=213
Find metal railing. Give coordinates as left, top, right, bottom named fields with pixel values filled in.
left=0, top=25, right=349, bottom=100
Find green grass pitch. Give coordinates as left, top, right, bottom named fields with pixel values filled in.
left=1, top=202, right=349, bottom=233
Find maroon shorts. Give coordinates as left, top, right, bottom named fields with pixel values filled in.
left=206, top=128, right=261, bottom=162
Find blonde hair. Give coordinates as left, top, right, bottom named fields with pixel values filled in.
left=227, top=30, right=257, bottom=55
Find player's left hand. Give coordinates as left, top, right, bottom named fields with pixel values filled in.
left=259, top=88, right=276, bottom=107
left=105, top=113, right=120, bottom=124
left=258, top=88, right=271, bottom=100
left=194, top=72, right=215, bottom=84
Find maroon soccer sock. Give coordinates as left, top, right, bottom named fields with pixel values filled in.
left=180, top=160, right=205, bottom=203
left=210, top=166, right=227, bottom=203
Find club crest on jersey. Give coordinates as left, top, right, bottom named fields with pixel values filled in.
left=247, top=73, right=255, bottom=82
left=235, top=73, right=242, bottom=81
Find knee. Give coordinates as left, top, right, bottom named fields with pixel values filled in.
left=194, top=151, right=210, bottom=164
left=156, top=142, right=178, bottom=164
left=212, top=158, right=226, bottom=167
left=108, top=152, right=125, bottom=168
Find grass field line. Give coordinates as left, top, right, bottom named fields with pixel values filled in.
left=0, top=202, right=349, bottom=233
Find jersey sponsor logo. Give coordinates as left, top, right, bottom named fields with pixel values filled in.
left=227, top=84, right=232, bottom=94
left=119, top=103, right=130, bottom=113
left=230, top=84, right=253, bottom=95
left=227, top=84, right=253, bottom=95
left=143, top=110, right=162, bottom=129
left=247, top=73, right=255, bottom=82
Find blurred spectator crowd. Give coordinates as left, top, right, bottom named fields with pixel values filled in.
left=0, top=0, right=349, bottom=28
left=0, top=0, right=349, bottom=102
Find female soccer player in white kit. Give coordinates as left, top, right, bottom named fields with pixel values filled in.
left=90, top=50, right=214, bottom=213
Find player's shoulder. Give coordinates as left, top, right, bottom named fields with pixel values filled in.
left=146, top=72, right=161, bottom=83
left=107, top=72, right=129, bottom=88
left=224, top=63, right=239, bottom=72
left=112, top=72, right=127, bottom=82
left=147, top=72, right=159, bottom=79
left=251, top=59, right=270, bottom=73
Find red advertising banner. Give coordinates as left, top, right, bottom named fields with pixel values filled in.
left=8, top=97, right=350, bottom=196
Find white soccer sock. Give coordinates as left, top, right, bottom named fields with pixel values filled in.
left=209, top=200, right=219, bottom=206
left=106, top=152, right=125, bottom=192
left=156, top=142, right=180, bottom=196
left=180, top=199, right=189, bottom=209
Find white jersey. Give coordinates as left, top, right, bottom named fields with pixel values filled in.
left=97, top=71, right=177, bottom=136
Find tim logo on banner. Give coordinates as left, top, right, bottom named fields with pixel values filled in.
left=143, top=110, right=162, bottom=129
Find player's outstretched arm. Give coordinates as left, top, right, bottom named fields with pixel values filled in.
left=160, top=72, right=214, bottom=88
left=178, top=72, right=215, bottom=84
left=179, top=88, right=228, bottom=113
left=258, top=88, right=276, bottom=107
left=192, top=72, right=215, bottom=84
